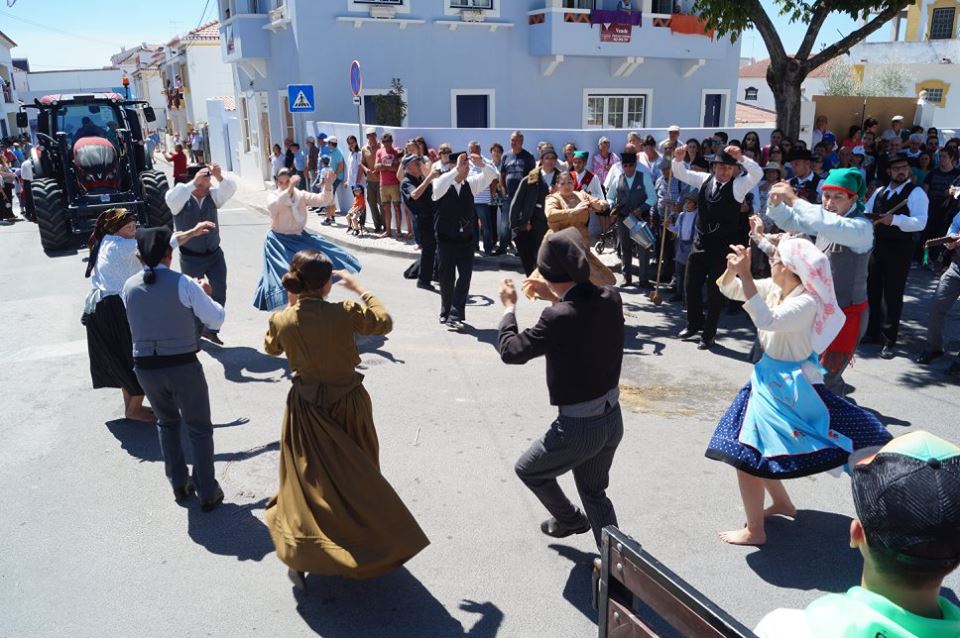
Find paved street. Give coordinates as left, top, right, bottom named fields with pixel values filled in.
left=1, top=196, right=958, bottom=638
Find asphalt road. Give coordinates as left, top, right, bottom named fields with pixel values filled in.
left=1, top=197, right=958, bottom=638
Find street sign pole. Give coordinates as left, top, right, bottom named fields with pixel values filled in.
left=350, top=60, right=363, bottom=151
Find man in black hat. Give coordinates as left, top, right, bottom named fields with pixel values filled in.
left=787, top=148, right=822, bottom=204
left=672, top=144, right=762, bottom=349
left=164, top=163, right=237, bottom=345
left=122, top=225, right=226, bottom=512
left=606, top=150, right=656, bottom=287
left=400, top=154, right=438, bottom=291
left=497, top=227, right=625, bottom=548
left=754, top=431, right=960, bottom=637
left=431, top=151, right=499, bottom=328
left=511, top=146, right=560, bottom=276
left=863, top=152, right=930, bottom=359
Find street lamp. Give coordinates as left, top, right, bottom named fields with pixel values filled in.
left=122, top=72, right=130, bottom=99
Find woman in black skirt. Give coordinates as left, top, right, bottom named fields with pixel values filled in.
left=83, top=208, right=212, bottom=421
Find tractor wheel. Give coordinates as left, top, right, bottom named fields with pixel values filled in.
left=32, top=178, right=71, bottom=252
left=140, top=169, right=172, bottom=228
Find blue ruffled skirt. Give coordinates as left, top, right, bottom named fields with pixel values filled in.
left=705, top=381, right=892, bottom=479
left=253, top=230, right=362, bottom=311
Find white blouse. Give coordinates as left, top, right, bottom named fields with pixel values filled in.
left=84, top=234, right=141, bottom=313
left=719, top=276, right=823, bottom=383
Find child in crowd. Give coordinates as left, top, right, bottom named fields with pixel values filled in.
left=667, top=191, right=698, bottom=306
left=345, top=185, right=366, bottom=236
left=312, top=156, right=336, bottom=222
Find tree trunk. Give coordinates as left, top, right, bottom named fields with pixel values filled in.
left=767, top=60, right=806, bottom=140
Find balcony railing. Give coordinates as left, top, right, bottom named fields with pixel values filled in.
left=528, top=7, right=720, bottom=61
left=220, top=13, right=270, bottom=62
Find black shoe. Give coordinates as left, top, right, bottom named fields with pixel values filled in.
left=697, top=338, right=715, bottom=350
left=439, top=315, right=448, bottom=325
left=880, top=344, right=896, bottom=360
left=540, top=514, right=591, bottom=539
left=915, top=349, right=944, bottom=365
left=860, top=334, right=882, bottom=346
left=201, top=329, right=224, bottom=346
left=677, top=327, right=700, bottom=340
left=200, top=485, right=224, bottom=513
left=620, top=278, right=634, bottom=288
left=447, top=318, right=466, bottom=331
left=416, top=282, right=436, bottom=291
left=491, top=248, right=506, bottom=256
left=173, top=479, right=195, bottom=503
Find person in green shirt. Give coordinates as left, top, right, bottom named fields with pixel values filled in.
left=755, top=430, right=960, bottom=638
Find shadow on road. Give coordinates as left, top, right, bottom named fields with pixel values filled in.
left=105, top=419, right=258, bottom=464
left=202, top=342, right=290, bottom=383
left=294, top=567, right=504, bottom=637
left=186, top=497, right=273, bottom=562
left=357, top=334, right=405, bottom=365
left=745, top=510, right=860, bottom=593
left=549, top=544, right=599, bottom=625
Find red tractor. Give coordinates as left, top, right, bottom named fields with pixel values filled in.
left=16, top=93, right=171, bottom=252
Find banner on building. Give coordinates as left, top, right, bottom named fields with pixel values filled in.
left=600, top=23, right=632, bottom=43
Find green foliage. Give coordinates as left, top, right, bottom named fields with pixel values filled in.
left=372, top=78, right=408, bottom=128
left=692, top=0, right=907, bottom=39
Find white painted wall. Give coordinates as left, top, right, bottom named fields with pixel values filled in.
left=184, top=44, right=234, bottom=127
left=737, top=77, right=825, bottom=112
left=25, top=68, right=122, bottom=95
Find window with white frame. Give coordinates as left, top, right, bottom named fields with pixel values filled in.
left=930, top=7, right=956, bottom=39
left=744, top=86, right=758, bottom=101
left=921, top=86, right=945, bottom=104
left=585, top=93, right=647, bottom=129
left=450, top=0, right=493, bottom=9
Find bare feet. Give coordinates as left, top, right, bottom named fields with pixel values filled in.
left=125, top=407, right=156, bottom=422
left=718, top=527, right=766, bottom=546
left=763, top=503, right=797, bottom=519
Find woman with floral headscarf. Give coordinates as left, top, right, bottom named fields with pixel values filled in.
left=706, top=237, right=892, bottom=546
left=83, top=208, right=213, bottom=422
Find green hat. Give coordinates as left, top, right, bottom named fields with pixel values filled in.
left=573, top=150, right=589, bottom=161
left=821, top=168, right=867, bottom=203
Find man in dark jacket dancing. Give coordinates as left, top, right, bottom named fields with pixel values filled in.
left=498, top=227, right=625, bottom=547
left=510, top=147, right=560, bottom=276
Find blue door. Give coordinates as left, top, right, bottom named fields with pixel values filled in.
left=456, top=94, right=489, bottom=128
left=703, top=94, right=722, bottom=127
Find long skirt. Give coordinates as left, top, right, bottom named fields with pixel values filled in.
left=253, top=230, right=362, bottom=311
left=265, top=380, right=429, bottom=578
left=84, top=294, right=143, bottom=396
left=705, top=381, right=892, bottom=479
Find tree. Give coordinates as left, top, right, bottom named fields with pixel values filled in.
left=371, top=78, right=408, bottom=128
left=695, top=0, right=913, bottom=138
left=823, top=59, right=862, bottom=97
left=823, top=57, right=908, bottom=97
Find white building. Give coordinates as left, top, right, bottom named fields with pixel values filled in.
left=737, top=58, right=829, bottom=114
left=850, top=0, right=960, bottom=127
left=19, top=67, right=123, bottom=104
left=0, top=29, right=20, bottom=138
left=158, top=21, right=234, bottom=140
left=111, top=44, right=167, bottom=125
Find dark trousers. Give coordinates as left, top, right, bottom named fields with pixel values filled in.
left=1, top=182, right=13, bottom=219
left=515, top=403, right=624, bottom=548
left=685, top=248, right=728, bottom=341
left=515, top=226, right=545, bottom=277
left=365, top=181, right=384, bottom=231
left=437, top=240, right=474, bottom=321
left=497, top=202, right=512, bottom=252
left=180, top=248, right=227, bottom=335
left=135, top=361, right=219, bottom=501
left=616, top=219, right=650, bottom=283
left=867, top=240, right=913, bottom=344
left=476, top=204, right=496, bottom=254
left=927, top=261, right=960, bottom=351
left=417, top=215, right=437, bottom=288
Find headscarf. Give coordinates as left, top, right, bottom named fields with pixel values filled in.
left=85, top=208, right=137, bottom=278
left=776, top=237, right=845, bottom=353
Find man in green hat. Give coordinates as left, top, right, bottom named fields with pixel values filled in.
left=765, top=167, right=874, bottom=396
left=755, top=430, right=960, bottom=637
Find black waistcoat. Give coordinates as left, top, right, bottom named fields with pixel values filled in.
left=874, top=182, right=916, bottom=244
left=435, top=181, right=475, bottom=243
left=696, top=177, right=740, bottom=252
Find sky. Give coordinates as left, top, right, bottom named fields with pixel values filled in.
left=1, top=0, right=894, bottom=70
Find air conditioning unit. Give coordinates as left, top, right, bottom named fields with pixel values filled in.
left=370, top=4, right=397, bottom=19
left=462, top=9, right=485, bottom=22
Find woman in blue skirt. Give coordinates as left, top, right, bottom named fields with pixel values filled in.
left=707, top=237, right=891, bottom=546
left=254, top=168, right=361, bottom=311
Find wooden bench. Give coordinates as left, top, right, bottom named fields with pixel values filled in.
left=595, top=526, right=757, bottom=638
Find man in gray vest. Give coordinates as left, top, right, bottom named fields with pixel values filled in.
left=123, top=226, right=226, bottom=512
left=164, top=163, right=237, bottom=345
left=765, top=168, right=874, bottom=396
left=606, top=151, right=656, bottom=287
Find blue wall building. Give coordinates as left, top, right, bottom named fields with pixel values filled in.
left=217, top=0, right=740, bottom=181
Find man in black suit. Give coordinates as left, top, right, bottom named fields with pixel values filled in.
left=498, top=227, right=625, bottom=548
left=510, top=147, right=559, bottom=276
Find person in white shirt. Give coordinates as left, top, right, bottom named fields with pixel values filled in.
left=881, top=115, right=906, bottom=142
left=863, top=153, right=930, bottom=358
left=431, top=152, right=499, bottom=328
left=164, top=163, right=237, bottom=344
left=658, top=125, right=681, bottom=153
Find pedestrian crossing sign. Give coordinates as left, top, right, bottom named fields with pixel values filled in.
left=287, top=84, right=315, bottom=113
